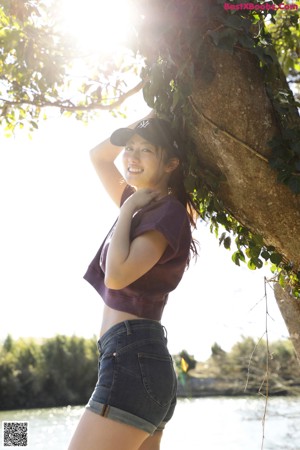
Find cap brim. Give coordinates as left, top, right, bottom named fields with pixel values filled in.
left=110, top=128, right=136, bottom=146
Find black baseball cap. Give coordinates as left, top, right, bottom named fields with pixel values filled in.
left=110, top=118, right=181, bottom=158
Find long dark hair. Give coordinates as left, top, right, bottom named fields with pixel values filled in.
left=159, top=142, right=199, bottom=259
left=168, top=163, right=199, bottom=259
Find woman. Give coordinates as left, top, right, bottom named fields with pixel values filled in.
left=68, top=116, right=198, bottom=450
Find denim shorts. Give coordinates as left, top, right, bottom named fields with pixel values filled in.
left=86, top=319, right=177, bottom=435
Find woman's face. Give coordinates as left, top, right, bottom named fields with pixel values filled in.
left=122, top=134, right=177, bottom=191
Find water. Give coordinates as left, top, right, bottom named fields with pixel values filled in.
left=1, top=397, right=300, bottom=450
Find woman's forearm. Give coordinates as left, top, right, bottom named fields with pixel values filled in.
left=104, top=188, right=159, bottom=289
left=89, top=138, right=122, bottom=166
left=90, top=115, right=151, bottom=165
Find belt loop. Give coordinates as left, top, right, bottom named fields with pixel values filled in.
left=124, top=320, right=132, bottom=335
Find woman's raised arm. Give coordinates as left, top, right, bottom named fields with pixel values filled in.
left=89, top=137, right=126, bottom=207
left=89, top=113, right=154, bottom=206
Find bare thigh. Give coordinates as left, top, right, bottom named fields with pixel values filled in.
left=138, top=431, right=163, bottom=450
left=68, top=409, right=149, bottom=450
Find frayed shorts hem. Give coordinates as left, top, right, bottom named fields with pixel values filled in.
left=86, top=399, right=165, bottom=435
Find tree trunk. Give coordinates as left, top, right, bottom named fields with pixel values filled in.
left=186, top=25, right=300, bottom=364
left=189, top=37, right=300, bottom=271
left=274, top=283, right=300, bottom=363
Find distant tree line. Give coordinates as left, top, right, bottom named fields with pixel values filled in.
left=1, top=335, right=300, bottom=410
left=176, top=337, right=300, bottom=397
left=0, top=335, right=98, bottom=410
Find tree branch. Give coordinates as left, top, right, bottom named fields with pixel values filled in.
left=0, top=80, right=145, bottom=112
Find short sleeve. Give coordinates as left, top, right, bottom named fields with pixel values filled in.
left=131, top=196, right=191, bottom=253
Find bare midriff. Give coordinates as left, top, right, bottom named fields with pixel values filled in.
left=100, top=304, right=159, bottom=338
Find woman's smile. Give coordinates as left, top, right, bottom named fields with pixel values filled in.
left=122, top=134, right=170, bottom=191
left=127, top=165, right=144, bottom=174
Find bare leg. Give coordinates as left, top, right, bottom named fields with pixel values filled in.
left=68, top=409, right=149, bottom=450
left=138, top=431, right=163, bottom=450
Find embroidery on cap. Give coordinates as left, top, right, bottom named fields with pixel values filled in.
left=137, top=120, right=150, bottom=129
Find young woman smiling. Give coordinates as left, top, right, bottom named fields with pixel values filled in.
left=68, top=116, right=198, bottom=450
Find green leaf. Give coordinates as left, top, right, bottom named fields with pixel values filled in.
left=267, top=245, right=276, bottom=252
left=252, top=234, right=264, bottom=246
left=219, top=232, right=226, bottom=246
left=255, top=258, right=263, bottom=269
left=232, top=250, right=245, bottom=266
left=247, top=259, right=257, bottom=270
left=30, top=121, right=38, bottom=129
left=224, top=236, right=231, bottom=250
left=232, top=251, right=241, bottom=266
left=261, top=250, right=270, bottom=261
left=270, top=253, right=283, bottom=265
left=250, top=246, right=261, bottom=259
left=247, top=258, right=263, bottom=270
left=278, top=272, right=286, bottom=287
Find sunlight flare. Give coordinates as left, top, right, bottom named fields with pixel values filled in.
left=60, top=0, right=134, bottom=54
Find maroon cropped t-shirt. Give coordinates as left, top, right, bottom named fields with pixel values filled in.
left=83, top=185, right=192, bottom=320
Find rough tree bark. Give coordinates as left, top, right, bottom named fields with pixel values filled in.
left=189, top=38, right=300, bottom=269
left=185, top=21, right=300, bottom=357
left=274, top=284, right=300, bottom=362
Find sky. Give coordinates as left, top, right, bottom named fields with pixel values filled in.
left=0, top=93, right=290, bottom=361
left=0, top=0, right=292, bottom=361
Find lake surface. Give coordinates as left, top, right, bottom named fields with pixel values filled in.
left=1, top=397, right=300, bottom=450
